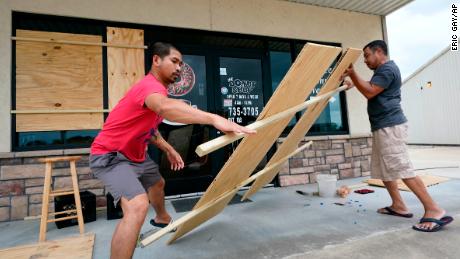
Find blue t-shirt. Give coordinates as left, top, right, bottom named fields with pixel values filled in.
left=368, top=60, right=407, bottom=131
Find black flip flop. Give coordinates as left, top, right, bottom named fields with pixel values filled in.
left=412, top=216, right=454, bottom=232
left=137, top=219, right=176, bottom=247
left=150, top=219, right=176, bottom=232
left=378, top=206, right=414, bottom=218
left=150, top=219, right=170, bottom=228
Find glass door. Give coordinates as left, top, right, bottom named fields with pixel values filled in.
left=215, top=56, right=265, bottom=169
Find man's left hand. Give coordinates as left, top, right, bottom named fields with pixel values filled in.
left=166, top=149, right=184, bottom=171
left=343, top=79, right=355, bottom=90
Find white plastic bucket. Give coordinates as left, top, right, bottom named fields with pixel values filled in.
left=316, top=174, right=337, bottom=197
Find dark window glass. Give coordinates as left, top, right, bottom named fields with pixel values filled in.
left=18, top=132, right=62, bottom=148
left=294, top=43, right=347, bottom=135
left=269, top=50, right=296, bottom=129
left=65, top=130, right=99, bottom=145
left=18, top=130, right=98, bottom=149
left=219, top=57, right=264, bottom=126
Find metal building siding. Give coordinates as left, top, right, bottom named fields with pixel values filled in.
left=401, top=49, right=460, bottom=145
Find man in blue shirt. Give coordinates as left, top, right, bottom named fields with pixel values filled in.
left=342, top=40, right=453, bottom=232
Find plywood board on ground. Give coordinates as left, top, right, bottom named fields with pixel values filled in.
left=365, top=175, right=450, bottom=191
left=15, top=29, right=103, bottom=131
left=0, top=233, right=94, bottom=259
left=107, top=27, right=145, bottom=109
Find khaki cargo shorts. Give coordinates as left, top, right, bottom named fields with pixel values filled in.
left=371, top=123, right=415, bottom=181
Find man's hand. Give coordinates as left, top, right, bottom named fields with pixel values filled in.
left=166, top=149, right=184, bottom=171
left=343, top=79, right=354, bottom=90
left=211, top=115, right=256, bottom=135
left=341, top=64, right=355, bottom=79
left=341, top=64, right=355, bottom=90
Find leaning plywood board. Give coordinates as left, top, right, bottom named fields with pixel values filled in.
left=243, top=48, right=362, bottom=200
left=0, top=233, right=95, bottom=259
left=107, top=27, right=145, bottom=109
left=165, top=44, right=341, bottom=245
left=140, top=43, right=340, bottom=246
left=15, top=30, right=103, bottom=132
left=365, top=175, right=449, bottom=191
left=192, top=44, right=341, bottom=211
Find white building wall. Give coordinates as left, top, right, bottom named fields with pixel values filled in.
left=401, top=48, right=460, bottom=145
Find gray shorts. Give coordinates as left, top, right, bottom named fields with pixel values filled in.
left=371, top=123, right=415, bottom=181
left=89, top=152, right=162, bottom=206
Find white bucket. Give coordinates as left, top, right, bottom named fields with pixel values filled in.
left=316, top=174, right=337, bottom=197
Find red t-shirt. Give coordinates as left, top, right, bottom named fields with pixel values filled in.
left=91, top=74, right=167, bottom=162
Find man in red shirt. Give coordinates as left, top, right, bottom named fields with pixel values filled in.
left=90, top=42, right=255, bottom=258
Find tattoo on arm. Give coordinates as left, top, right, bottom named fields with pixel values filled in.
left=151, top=129, right=162, bottom=142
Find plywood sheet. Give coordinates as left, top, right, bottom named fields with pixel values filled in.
left=365, top=175, right=450, bottom=191
left=159, top=44, right=341, bottom=245
left=15, top=30, right=103, bottom=131
left=141, top=43, right=343, bottom=246
left=243, top=48, right=362, bottom=200
left=0, top=233, right=95, bottom=259
left=107, top=27, right=145, bottom=109
left=193, top=44, right=341, bottom=211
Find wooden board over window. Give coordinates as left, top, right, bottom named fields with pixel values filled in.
left=15, top=30, right=103, bottom=132
left=107, top=27, right=145, bottom=109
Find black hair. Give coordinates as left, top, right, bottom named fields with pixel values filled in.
left=151, top=42, right=179, bottom=59
left=363, top=40, right=388, bottom=56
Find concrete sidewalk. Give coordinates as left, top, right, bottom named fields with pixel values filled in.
left=0, top=145, right=459, bottom=259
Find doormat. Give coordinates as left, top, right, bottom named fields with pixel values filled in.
left=0, top=233, right=95, bottom=259
left=171, top=193, right=251, bottom=213
left=365, top=174, right=450, bottom=191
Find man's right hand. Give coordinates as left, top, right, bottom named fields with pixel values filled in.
left=342, top=64, right=355, bottom=77
left=211, top=115, right=256, bottom=135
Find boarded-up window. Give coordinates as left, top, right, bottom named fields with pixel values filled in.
left=15, top=30, right=103, bottom=132
left=107, top=27, right=145, bottom=109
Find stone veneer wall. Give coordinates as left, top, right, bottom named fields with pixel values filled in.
left=0, top=148, right=104, bottom=222
left=0, top=134, right=372, bottom=222
left=277, top=134, right=372, bottom=186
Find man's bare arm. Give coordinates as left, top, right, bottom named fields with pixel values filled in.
left=150, top=130, right=184, bottom=171
left=150, top=130, right=173, bottom=154
left=144, top=93, right=256, bottom=134
left=343, top=65, right=384, bottom=99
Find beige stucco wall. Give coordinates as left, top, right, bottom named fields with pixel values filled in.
left=0, top=0, right=381, bottom=152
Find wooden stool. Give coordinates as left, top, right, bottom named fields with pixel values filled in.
left=38, top=156, right=84, bottom=242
